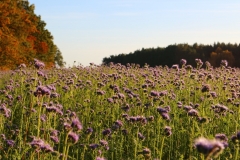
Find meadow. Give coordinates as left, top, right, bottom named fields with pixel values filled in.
left=0, top=59, right=239, bottom=160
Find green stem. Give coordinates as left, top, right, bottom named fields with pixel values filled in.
left=62, top=131, right=70, bottom=160
left=159, top=136, right=165, bottom=160
left=234, top=144, right=239, bottom=160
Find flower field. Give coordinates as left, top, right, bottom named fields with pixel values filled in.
left=0, top=59, right=239, bottom=160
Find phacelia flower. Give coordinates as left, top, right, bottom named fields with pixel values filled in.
left=194, top=137, right=226, bottom=159
left=180, top=59, right=187, bottom=66
left=220, top=60, right=228, bottom=67
left=201, top=84, right=211, bottom=92
left=138, top=132, right=145, bottom=140
left=164, top=126, right=172, bottom=136
left=34, top=59, right=45, bottom=69
left=71, top=117, right=83, bottom=131
left=89, top=143, right=99, bottom=150
left=68, top=131, right=79, bottom=144
left=102, top=128, right=111, bottom=136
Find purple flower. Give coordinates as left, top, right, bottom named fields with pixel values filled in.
left=100, top=139, right=108, bottom=146
left=19, top=63, right=26, bottom=68
left=215, top=133, right=228, bottom=142
left=159, top=90, right=168, bottom=97
left=34, top=86, right=51, bottom=97
left=194, top=137, right=226, bottom=158
left=50, top=129, right=59, bottom=137
left=6, top=139, right=15, bottom=147
left=64, top=122, right=72, bottom=131
left=41, top=143, right=54, bottom=153
left=138, top=132, right=145, bottom=140
left=157, top=107, right=168, bottom=114
left=102, top=128, right=111, bottom=136
left=29, top=137, right=54, bottom=153
left=180, top=59, right=187, bottom=66
left=89, top=143, right=99, bottom=150
left=50, top=136, right=59, bottom=143
left=40, top=114, right=47, bottom=122
left=172, top=64, right=179, bottom=70
left=161, top=113, right=170, bottom=120
left=118, top=93, right=125, bottom=99
left=107, top=98, right=114, bottom=103
left=0, top=103, right=11, bottom=118
left=139, top=147, right=151, bottom=159
left=96, top=90, right=106, bottom=95
left=6, top=94, right=13, bottom=100
left=34, top=59, right=45, bottom=69
left=68, top=131, right=79, bottom=144
left=71, top=117, right=83, bottom=131
left=147, top=116, right=154, bottom=121
left=164, top=126, right=172, bottom=136
left=121, top=104, right=130, bottom=112
left=183, top=105, right=193, bottom=111
left=188, top=109, right=199, bottom=117
left=150, top=91, right=159, bottom=97
left=85, top=127, right=93, bottom=135
left=37, top=71, right=45, bottom=77
left=112, top=120, right=123, bottom=130
left=220, top=60, right=228, bottom=67
left=210, top=92, right=217, bottom=98
left=45, top=106, right=63, bottom=115
left=201, top=84, right=211, bottom=92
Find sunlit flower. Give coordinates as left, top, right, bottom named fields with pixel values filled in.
left=68, top=131, right=79, bottom=144
left=194, top=137, right=226, bottom=159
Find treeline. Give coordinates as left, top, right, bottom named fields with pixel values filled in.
left=0, top=0, right=64, bottom=70
left=102, top=42, right=240, bottom=68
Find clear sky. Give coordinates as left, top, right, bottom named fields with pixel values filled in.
left=29, top=0, right=240, bottom=66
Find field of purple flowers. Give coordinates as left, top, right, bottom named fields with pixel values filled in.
left=0, top=59, right=239, bottom=160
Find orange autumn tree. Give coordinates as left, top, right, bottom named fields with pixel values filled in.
left=0, top=0, right=37, bottom=70
left=0, top=0, right=64, bottom=70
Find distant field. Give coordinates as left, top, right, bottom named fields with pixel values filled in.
left=0, top=61, right=239, bottom=160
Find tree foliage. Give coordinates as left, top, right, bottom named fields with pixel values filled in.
left=0, top=0, right=64, bottom=70
left=103, top=42, right=240, bottom=68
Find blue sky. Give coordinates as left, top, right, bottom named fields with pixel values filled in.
left=29, top=0, right=240, bottom=66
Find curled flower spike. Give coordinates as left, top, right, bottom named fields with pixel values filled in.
left=194, top=137, right=226, bottom=159
left=89, top=143, right=99, bottom=150
left=85, top=127, right=93, bottom=135
left=180, top=59, right=187, bottom=66
left=201, top=84, right=211, bottom=92
left=6, top=139, right=15, bottom=148
left=188, top=109, right=199, bottom=117
left=71, top=117, right=83, bottom=131
left=68, top=131, right=79, bottom=144
left=29, top=137, right=54, bottom=153
left=34, top=59, right=45, bottom=69
left=112, top=120, right=123, bottom=130
left=220, top=60, right=228, bottom=67
left=102, top=128, right=111, bottom=136
left=0, top=103, right=11, bottom=118
left=164, top=126, right=172, bottom=136
left=34, top=86, right=51, bottom=97
left=138, top=132, right=145, bottom=140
